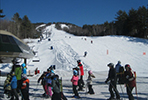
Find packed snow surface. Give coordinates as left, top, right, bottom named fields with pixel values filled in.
left=0, top=24, right=148, bottom=100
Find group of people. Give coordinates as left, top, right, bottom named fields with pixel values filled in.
left=3, top=58, right=136, bottom=100
left=37, top=65, right=67, bottom=100
left=4, top=58, right=29, bottom=100
left=105, top=61, right=136, bottom=100
left=71, top=60, right=95, bottom=99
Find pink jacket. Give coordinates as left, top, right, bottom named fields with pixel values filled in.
left=71, top=75, right=79, bottom=86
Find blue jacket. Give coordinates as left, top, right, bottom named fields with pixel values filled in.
left=11, top=75, right=17, bottom=89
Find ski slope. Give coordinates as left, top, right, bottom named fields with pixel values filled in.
left=0, top=24, right=148, bottom=100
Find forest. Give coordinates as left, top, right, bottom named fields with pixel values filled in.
left=0, top=6, right=148, bottom=39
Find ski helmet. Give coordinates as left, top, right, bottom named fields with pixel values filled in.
left=88, top=70, right=92, bottom=74
left=107, top=63, right=114, bottom=68
left=125, top=64, right=131, bottom=69
left=21, top=63, right=26, bottom=67
left=77, top=60, right=81, bottom=63
left=73, top=70, right=78, bottom=75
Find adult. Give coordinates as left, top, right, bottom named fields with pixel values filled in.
left=77, top=60, right=85, bottom=91
left=124, top=64, right=136, bottom=100
left=11, top=58, right=22, bottom=95
left=105, top=63, right=120, bottom=100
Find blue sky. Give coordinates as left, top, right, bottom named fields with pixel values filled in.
left=1, top=0, right=148, bottom=27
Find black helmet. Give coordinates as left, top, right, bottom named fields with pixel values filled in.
left=77, top=60, right=81, bottom=63
left=107, top=63, right=114, bottom=68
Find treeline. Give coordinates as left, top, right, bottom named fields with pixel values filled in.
left=65, top=6, right=147, bottom=38
left=0, top=13, right=41, bottom=39
left=0, top=5, right=148, bottom=39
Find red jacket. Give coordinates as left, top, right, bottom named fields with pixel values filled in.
left=124, top=70, right=136, bottom=87
left=21, top=78, right=29, bottom=90
left=78, top=62, right=84, bottom=76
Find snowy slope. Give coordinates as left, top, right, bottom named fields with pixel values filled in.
left=0, top=24, right=148, bottom=100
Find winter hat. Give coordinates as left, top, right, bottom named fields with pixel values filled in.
left=107, top=63, right=114, bottom=68
left=73, top=70, right=78, bottom=75
left=21, top=63, right=26, bottom=67
left=88, top=70, right=92, bottom=74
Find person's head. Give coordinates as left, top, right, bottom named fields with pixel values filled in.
left=107, top=63, right=114, bottom=68
left=73, top=70, right=78, bottom=76
left=11, top=72, right=15, bottom=76
left=12, top=58, right=21, bottom=64
left=21, top=63, right=26, bottom=67
left=77, top=60, right=81, bottom=64
left=118, top=61, right=121, bottom=64
left=88, top=70, right=92, bottom=75
left=125, top=64, right=131, bottom=71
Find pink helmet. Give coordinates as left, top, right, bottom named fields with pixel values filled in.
left=88, top=70, right=92, bottom=74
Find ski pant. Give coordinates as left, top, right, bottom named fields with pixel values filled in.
left=10, top=88, right=19, bottom=100
left=78, top=76, right=85, bottom=90
left=126, top=86, right=134, bottom=100
left=45, top=83, right=52, bottom=96
left=88, top=84, right=94, bottom=94
left=51, top=92, right=61, bottom=100
left=73, top=85, right=79, bottom=96
left=61, top=92, right=67, bottom=100
left=21, top=89, right=29, bottom=100
left=109, top=82, right=120, bottom=99
left=17, top=80, right=22, bottom=94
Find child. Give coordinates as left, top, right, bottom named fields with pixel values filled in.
left=21, top=75, right=30, bottom=100
left=10, top=72, right=19, bottom=100
left=3, top=73, right=11, bottom=98
left=71, top=70, right=80, bottom=98
left=86, top=70, right=95, bottom=94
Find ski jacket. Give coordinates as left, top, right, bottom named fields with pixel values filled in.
left=124, top=70, right=136, bottom=87
left=78, top=62, right=84, bottom=76
left=22, top=67, right=27, bottom=75
left=115, top=63, right=122, bottom=73
left=51, top=77, right=60, bottom=93
left=10, top=75, right=17, bottom=89
left=71, top=75, right=79, bottom=86
left=21, top=78, right=29, bottom=90
left=45, top=73, right=53, bottom=84
left=87, top=74, right=95, bottom=85
left=106, top=68, right=117, bottom=83
left=14, top=64, right=22, bottom=80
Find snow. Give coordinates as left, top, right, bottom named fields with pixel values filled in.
left=0, top=24, right=148, bottom=100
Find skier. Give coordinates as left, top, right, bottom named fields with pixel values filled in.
left=71, top=70, right=80, bottom=98
left=21, top=75, right=30, bottom=100
left=37, top=71, right=47, bottom=96
left=86, top=70, right=95, bottom=94
left=3, top=73, right=12, bottom=98
left=21, top=63, right=27, bottom=76
left=10, top=72, right=19, bottom=100
left=105, top=63, right=120, bottom=100
left=11, top=58, right=22, bottom=95
left=51, top=74, right=61, bottom=100
left=77, top=60, right=85, bottom=91
left=84, top=51, right=87, bottom=57
left=124, top=64, right=136, bottom=100
left=115, top=61, right=122, bottom=74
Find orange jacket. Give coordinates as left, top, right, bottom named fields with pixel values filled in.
left=21, top=78, right=29, bottom=90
